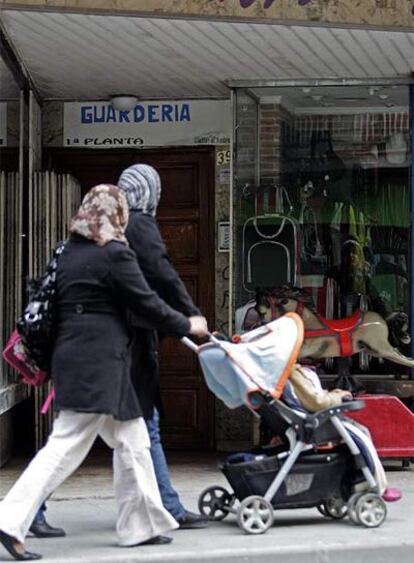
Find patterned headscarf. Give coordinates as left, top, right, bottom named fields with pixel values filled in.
left=70, top=184, right=129, bottom=247
left=117, top=164, right=161, bottom=216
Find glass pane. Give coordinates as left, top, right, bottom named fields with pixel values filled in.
left=233, top=89, right=258, bottom=325
left=234, top=84, right=411, bottom=378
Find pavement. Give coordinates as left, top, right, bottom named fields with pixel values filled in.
left=0, top=452, right=413, bottom=563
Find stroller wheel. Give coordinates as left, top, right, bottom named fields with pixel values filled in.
left=354, top=493, right=387, bottom=528
left=237, top=495, right=274, bottom=535
left=198, top=486, right=234, bottom=521
left=324, top=496, right=348, bottom=520
left=347, top=492, right=364, bottom=525
left=316, top=504, right=328, bottom=517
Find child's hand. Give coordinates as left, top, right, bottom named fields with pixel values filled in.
left=332, top=389, right=353, bottom=402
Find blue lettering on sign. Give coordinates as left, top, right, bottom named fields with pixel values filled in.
left=180, top=104, right=190, bottom=121
left=119, top=111, right=130, bottom=123
left=79, top=103, right=192, bottom=124
left=93, top=106, right=106, bottom=123
left=81, top=106, right=93, bottom=124
left=148, top=105, right=159, bottom=123
left=134, top=105, right=145, bottom=122
left=162, top=105, right=173, bottom=122
left=106, top=106, right=116, bottom=123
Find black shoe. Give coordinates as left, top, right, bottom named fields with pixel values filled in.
left=29, top=521, right=66, bottom=539
left=138, top=535, right=173, bottom=545
left=177, top=511, right=209, bottom=529
left=0, top=530, right=42, bottom=561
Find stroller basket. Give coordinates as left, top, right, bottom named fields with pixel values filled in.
left=222, top=449, right=352, bottom=509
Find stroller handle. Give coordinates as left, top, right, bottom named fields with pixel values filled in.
left=181, top=332, right=221, bottom=353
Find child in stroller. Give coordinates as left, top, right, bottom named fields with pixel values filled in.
left=182, top=313, right=401, bottom=535
left=279, top=364, right=400, bottom=501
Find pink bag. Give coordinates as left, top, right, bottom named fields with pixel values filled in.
left=2, top=329, right=48, bottom=386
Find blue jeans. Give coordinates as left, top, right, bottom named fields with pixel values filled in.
left=146, top=409, right=186, bottom=520
left=33, top=503, right=47, bottom=525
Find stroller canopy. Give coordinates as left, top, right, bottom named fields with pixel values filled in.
left=198, top=313, right=304, bottom=409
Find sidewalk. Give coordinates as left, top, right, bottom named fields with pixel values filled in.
left=1, top=453, right=413, bottom=563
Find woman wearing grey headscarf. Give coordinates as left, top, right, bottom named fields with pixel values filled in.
left=118, top=164, right=209, bottom=530
left=116, top=164, right=161, bottom=217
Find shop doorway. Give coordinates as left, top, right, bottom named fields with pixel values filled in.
left=44, top=148, right=215, bottom=450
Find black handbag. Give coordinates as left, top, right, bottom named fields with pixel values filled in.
left=17, top=241, right=66, bottom=372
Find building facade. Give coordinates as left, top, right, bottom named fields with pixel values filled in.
left=0, top=0, right=413, bottom=463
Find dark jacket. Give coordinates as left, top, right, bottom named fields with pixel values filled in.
left=51, top=234, right=190, bottom=421
left=126, top=212, right=200, bottom=418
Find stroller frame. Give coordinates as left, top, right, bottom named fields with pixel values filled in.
left=252, top=393, right=377, bottom=505
left=200, top=391, right=385, bottom=534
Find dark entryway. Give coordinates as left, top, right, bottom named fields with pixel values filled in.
left=45, top=148, right=215, bottom=450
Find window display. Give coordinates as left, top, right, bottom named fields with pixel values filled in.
left=233, top=85, right=412, bottom=383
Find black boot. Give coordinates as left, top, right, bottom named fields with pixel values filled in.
left=29, top=519, right=66, bottom=539
left=138, top=536, right=173, bottom=545
left=176, top=510, right=209, bottom=529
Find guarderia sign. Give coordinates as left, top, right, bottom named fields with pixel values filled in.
left=80, top=103, right=191, bottom=124
left=63, top=100, right=231, bottom=148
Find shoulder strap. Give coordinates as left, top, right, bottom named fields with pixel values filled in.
left=47, top=240, right=67, bottom=273
left=54, top=239, right=67, bottom=257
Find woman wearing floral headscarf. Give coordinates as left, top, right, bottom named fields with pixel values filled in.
left=0, top=184, right=207, bottom=561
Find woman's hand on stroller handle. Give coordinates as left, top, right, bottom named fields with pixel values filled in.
left=181, top=328, right=220, bottom=352
left=188, top=316, right=208, bottom=338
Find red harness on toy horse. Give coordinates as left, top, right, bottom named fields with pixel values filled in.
left=304, top=309, right=363, bottom=357
left=266, top=297, right=363, bottom=357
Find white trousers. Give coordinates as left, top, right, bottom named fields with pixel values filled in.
left=0, top=411, right=178, bottom=545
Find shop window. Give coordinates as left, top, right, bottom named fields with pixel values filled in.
left=233, top=85, right=411, bottom=379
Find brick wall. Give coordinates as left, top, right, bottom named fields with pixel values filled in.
left=259, top=102, right=293, bottom=185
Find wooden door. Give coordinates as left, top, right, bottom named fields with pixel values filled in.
left=45, top=148, right=215, bottom=449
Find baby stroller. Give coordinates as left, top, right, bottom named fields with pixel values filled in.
left=182, top=313, right=388, bottom=534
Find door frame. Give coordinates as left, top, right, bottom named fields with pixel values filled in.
left=44, top=146, right=217, bottom=449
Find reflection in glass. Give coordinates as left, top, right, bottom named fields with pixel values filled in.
left=234, top=85, right=411, bottom=378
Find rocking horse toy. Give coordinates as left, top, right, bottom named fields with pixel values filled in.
left=238, top=285, right=413, bottom=368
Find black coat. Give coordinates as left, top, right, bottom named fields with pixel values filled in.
left=51, top=234, right=190, bottom=421
left=126, top=212, right=200, bottom=419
